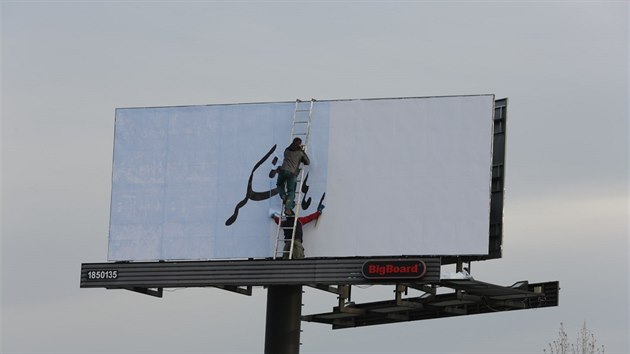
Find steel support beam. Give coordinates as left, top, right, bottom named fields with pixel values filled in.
left=265, top=285, right=303, bottom=354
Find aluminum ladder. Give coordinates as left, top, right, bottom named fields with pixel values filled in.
left=273, top=98, right=315, bottom=259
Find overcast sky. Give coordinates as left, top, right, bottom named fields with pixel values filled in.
left=1, top=1, right=628, bottom=353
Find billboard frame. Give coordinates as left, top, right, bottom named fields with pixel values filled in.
left=79, top=96, right=562, bottom=354
left=107, top=95, right=503, bottom=262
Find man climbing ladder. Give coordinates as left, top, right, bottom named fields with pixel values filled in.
left=276, top=137, right=310, bottom=215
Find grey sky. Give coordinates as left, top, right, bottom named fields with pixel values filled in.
left=1, top=1, right=628, bottom=353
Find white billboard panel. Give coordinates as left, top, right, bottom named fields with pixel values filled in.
left=108, top=95, right=494, bottom=261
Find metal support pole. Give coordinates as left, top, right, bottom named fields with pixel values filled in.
left=455, top=258, right=463, bottom=298
left=264, top=285, right=303, bottom=354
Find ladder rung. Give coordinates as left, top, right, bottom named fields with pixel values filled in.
left=293, top=121, right=309, bottom=124
left=295, top=109, right=310, bottom=112
left=292, top=133, right=307, bottom=136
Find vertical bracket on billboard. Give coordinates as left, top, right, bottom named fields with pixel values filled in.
left=306, top=284, right=363, bottom=315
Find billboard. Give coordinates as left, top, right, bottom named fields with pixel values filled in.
left=108, top=95, right=495, bottom=261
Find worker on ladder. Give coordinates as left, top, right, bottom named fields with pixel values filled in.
left=270, top=204, right=324, bottom=259
left=276, top=137, right=310, bottom=216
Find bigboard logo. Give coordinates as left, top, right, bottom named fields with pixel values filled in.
left=361, top=259, right=427, bottom=280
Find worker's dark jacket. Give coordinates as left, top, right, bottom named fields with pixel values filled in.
left=280, top=146, right=310, bottom=175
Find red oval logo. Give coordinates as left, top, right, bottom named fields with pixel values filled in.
left=362, top=259, right=427, bottom=279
